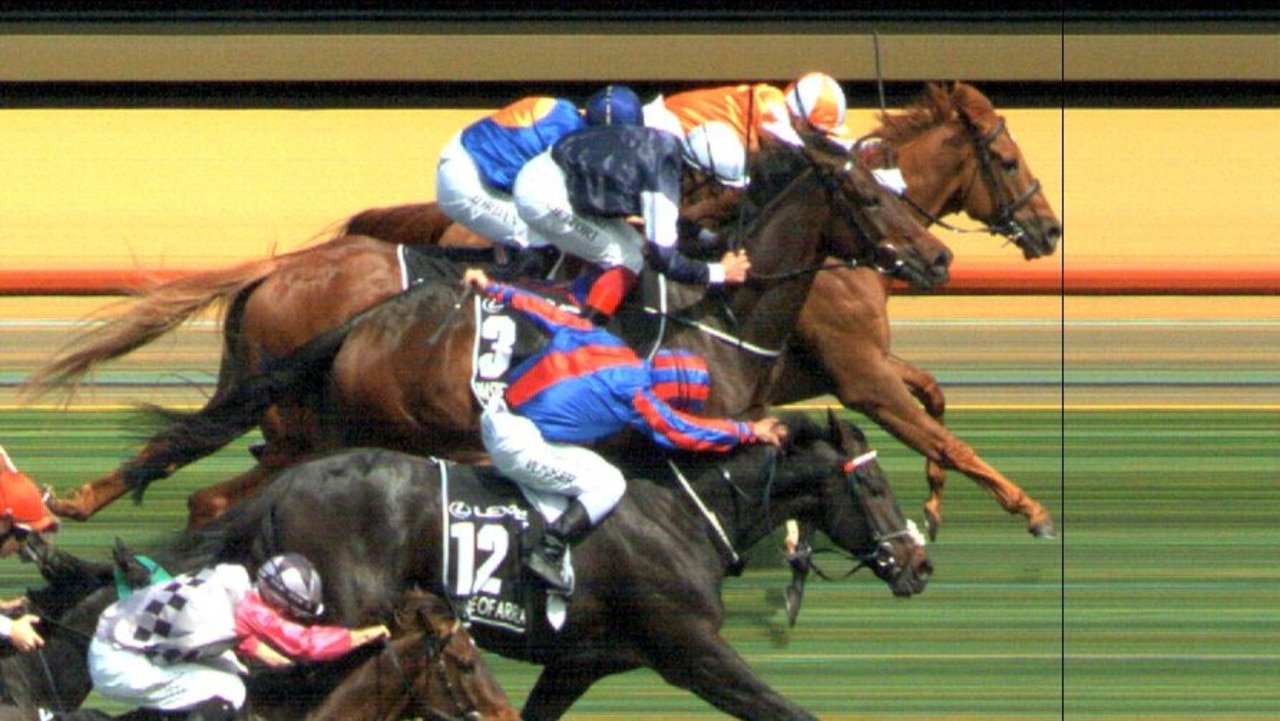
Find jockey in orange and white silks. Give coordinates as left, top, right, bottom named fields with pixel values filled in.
left=512, top=84, right=752, bottom=324
left=436, top=96, right=586, bottom=250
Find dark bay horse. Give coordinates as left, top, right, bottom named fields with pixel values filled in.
left=342, top=82, right=1062, bottom=539
left=0, top=553, right=515, bottom=721
left=30, top=133, right=952, bottom=524
left=170, top=411, right=931, bottom=721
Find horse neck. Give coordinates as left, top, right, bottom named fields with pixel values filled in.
left=884, top=120, right=975, bottom=221
left=660, top=170, right=833, bottom=415
left=674, top=447, right=827, bottom=563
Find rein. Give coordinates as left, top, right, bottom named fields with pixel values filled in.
left=857, top=116, right=1039, bottom=242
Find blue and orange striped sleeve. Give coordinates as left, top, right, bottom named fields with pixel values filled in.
left=630, top=388, right=755, bottom=453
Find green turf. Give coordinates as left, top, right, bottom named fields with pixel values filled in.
left=1, top=408, right=1276, bottom=719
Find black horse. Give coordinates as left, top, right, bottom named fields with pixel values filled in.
left=171, top=410, right=931, bottom=721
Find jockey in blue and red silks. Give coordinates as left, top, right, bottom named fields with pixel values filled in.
left=463, top=269, right=785, bottom=593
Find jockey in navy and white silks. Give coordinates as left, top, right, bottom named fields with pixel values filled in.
left=437, top=96, right=586, bottom=251
left=87, top=558, right=389, bottom=718
left=467, top=271, right=784, bottom=593
left=512, top=84, right=752, bottom=323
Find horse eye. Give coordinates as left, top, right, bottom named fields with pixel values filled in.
left=1002, top=158, right=1019, bottom=173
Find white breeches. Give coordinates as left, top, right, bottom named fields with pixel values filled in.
left=436, top=133, right=531, bottom=249
left=89, top=637, right=247, bottom=711
left=512, top=152, right=646, bottom=275
left=480, top=403, right=625, bottom=524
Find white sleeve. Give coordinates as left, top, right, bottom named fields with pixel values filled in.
left=642, top=190, right=680, bottom=248
left=0, top=614, right=13, bottom=638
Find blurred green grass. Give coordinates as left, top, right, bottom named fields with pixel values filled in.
left=2, top=408, right=1276, bottom=719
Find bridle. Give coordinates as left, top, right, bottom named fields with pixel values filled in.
left=967, top=117, right=1043, bottom=241
left=748, top=145, right=906, bottom=284
left=866, top=116, right=1041, bottom=244
left=804, top=449, right=924, bottom=584
left=378, top=616, right=481, bottom=721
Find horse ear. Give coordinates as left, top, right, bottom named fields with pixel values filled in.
left=825, top=407, right=841, bottom=445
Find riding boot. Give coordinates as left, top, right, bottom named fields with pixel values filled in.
left=524, top=500, right=593, bottom=594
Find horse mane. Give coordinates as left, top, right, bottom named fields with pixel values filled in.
left=873, top=81, right=998, bottom=143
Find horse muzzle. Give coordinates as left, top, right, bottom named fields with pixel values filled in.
left=876, top=242, right=953, bottom=291
left=875, top=541, right=933, bottom=597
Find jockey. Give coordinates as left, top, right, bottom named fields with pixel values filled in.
left=82, top=553, right=389, bottom=721
left=463, top=269, right=786, bottom=593
left=436, top=95, right=587, bottom=278
left=512, top=83, right=752, bottom=325
left=0, top=445, right=58, bottom=653
left=656, top=81, right=802, bottom=151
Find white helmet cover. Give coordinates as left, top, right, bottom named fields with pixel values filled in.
left=681, top=120, right=749, bottom=188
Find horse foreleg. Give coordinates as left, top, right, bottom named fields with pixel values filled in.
left=647, top=629, right=819, bottom=721
left=186, top=463, right=278, bottom=529
left=887, top=353, right=951, bottom=515
left=44, top=469, right=132, bottom=522
left=848, top=361, right=1056, bottom=540
left=521, top=657, right=632, bottom=721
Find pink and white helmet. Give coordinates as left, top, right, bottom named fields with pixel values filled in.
left=785, top=72, right=847, bottom=133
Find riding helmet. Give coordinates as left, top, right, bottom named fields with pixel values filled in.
left=785, top=72, right=847, bottom=133
left=256, top=552, right=325, bottom=622
left=585, top=84, right=644, bottom=127
left=681, top=121, right=749, bottom=188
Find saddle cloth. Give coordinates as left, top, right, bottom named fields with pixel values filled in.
left=436, top=460, right=573, bottom=641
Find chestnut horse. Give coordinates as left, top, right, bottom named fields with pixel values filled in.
left=341, top=82, right=1061, bottom=539
left=30, top=133, right=952, bottom=525
left=0, top=553, right=515, bottom=721
left=170, top=411, right=931, bottom=721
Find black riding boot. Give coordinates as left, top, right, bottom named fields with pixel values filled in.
left=524, top=500, right=592, bottom=594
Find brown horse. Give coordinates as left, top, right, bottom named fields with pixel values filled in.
left=343, top=82, right=1061, bottom=539
left=249, top=588, right=518, bottom=721
left=29, top=132, right=952, bottom=525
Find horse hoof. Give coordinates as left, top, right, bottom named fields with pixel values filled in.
left=45, top=493, right=88, bottom=522
left=1029, top=519, right=1057, bottom=540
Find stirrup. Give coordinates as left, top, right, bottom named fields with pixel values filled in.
left=524, top=546, right=572, bottom=594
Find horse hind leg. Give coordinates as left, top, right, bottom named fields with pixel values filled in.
left=521, top=657, right=637, bottom=721
left=646, top=630, right=819, bottom=721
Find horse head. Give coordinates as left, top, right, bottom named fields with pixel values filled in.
left=392, top=589, right=517, bottom=721
left=879, top=82, right=1061, bottom=260
left=793, top=132, right=953, bottom=289
left=778, top=410, right=932, bottom=598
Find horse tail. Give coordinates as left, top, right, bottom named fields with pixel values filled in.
left=22, top=256, right=283, bottom=402
left=119, top=288, right=406, bottom=500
